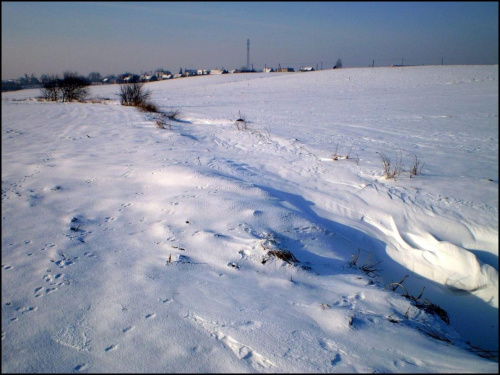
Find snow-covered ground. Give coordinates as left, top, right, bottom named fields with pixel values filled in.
left=2, top=65, right=498, bottom=373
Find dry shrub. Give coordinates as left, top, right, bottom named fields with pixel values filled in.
left=377, top=151, right=403, bottom=179
left=118, top=82, right=151, bottom=106
left=409, top=153, right=424, bottom=177
left=387, top=278, right=450, bottom=325
left=234, top=110, right=248, bottom=130
left=137, top=100, right=159, bottom=113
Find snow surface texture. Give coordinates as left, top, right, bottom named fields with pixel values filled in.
left=2, top=65, right=498, bottom=373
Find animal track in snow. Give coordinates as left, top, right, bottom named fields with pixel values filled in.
left=122, top=326, right=135, bottom=333
left=118, top=202, right=132, bottom=211
left=105, top=344, right=118, bottom=352
left=333, top=292, right=365, bottom=310
left=74, top=363, right=88, bottom=372
left=187, top=313, right=274, bottom=370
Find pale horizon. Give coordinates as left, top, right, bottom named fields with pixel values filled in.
left=2, top=1, right=498, bottom=80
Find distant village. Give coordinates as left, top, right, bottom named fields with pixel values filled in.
left=1, top=62, right=342, bottom=92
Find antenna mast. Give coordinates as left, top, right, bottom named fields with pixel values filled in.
left=247, top=39, right=250, bottom=71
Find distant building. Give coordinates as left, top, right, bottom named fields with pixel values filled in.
left=102, top=77, right=117, bottom=84
left=154, top=70, right=172, bottom=80
left=276, top=67, right=294, bottom=72
left=209, top=69, right=228, bottom=74
left=299, top=67, right=315, bottom=72
left=263, top=68, right=274, bottom=73
left=140, top=74, right=157, bottom=82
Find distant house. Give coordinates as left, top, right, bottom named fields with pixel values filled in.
left=276, top=67, right=294, bottom=72
left=209, top=69, right=227, bottom=75
left=161, top=74, right=173, bottom=80
left=155, top=70, right=172, bottom=80
left=299, top=67, right=315, bottom=72
left=140, top=74, right=156, bottom=82
left=102, top=77, right=117, bottom=84
left=173, top=73, right=183, bottom=79
left=184, top=69, right=198, bottom=76
left=263, top=68, right=274, bottom=73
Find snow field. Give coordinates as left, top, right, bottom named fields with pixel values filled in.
left=2, top=65, right=498, bottom=372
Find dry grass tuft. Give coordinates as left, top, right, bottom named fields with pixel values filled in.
left=387, top=277, right=450, bottom=325
left=234, top=110, right=248, bottom=130
left=262, top=249, right=299, bottom=265
left=377, top=150, right=403, bottom=179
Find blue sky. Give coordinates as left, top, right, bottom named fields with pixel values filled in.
left=2, top=1, right=498, bottom=79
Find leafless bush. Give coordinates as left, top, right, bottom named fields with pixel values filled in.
left=60, top=71, right=90, bottom=102
left=40, top=75, right=61, bottom=101
left=118, top=82, right=151, bottom=106
left=40, top=72, right=90, bottom=102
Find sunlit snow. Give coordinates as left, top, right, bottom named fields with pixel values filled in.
left=2, top=65, right=498, bottom=373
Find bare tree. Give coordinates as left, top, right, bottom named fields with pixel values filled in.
left=87, top=72, right=102, bottom=83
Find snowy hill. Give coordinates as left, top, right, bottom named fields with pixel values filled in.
left=2, top=65, right=498, bottom=372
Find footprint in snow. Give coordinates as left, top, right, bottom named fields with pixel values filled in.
left=74, top=363, right=88, bottom=372
left=122, top=326, right=135, bottom=333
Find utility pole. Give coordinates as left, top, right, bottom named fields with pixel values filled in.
left=320, top=62, right=323, bottom=70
